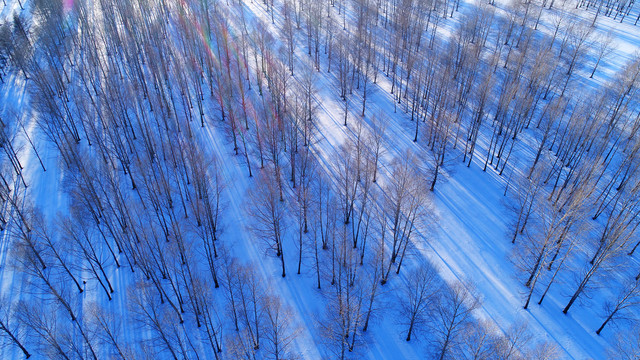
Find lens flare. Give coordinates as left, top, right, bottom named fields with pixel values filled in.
left=63, top=0, right=73, bottom=14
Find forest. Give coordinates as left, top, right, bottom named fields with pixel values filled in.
left=0, top=0, right=640, bottom=358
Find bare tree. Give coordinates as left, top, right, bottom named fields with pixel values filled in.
left=596, top=277, right=640, bottom=335
left=366, top=114, right=387, bottom=183
left=282, top=0, right=296, bottom=75
left=560, top=20, right=593, bottom=96
left=432, top=282, right=480, bottom=360
left=234, top=264, right=266, bottom=351
left=459, top=320, right=496, bottom=360
left=319, top=227, right=365, bottom=359
left=263, top=295, right=300, bottom=360
left=130, top=282, right=189, bottom=360
left=607, top=326, right=640, bottom=360
left=382, top=153, right=431, bottom=283
left=8, top=15, right=33, bottom=80
left=517, top=179, right=589, bottom=309
left=398, top=262, right=440, bottom=341
left=491, top=321, right=532, bottom=360
left=89, top=305, right=135, bottom=360
left=16, top=301, right=73, bottom=360
left=564, top=183, right=640, bottom=314
left=590, top=31, right=616, bottom=79
left=246, top=171, right=288, bottom=277
left=0, top=297, right=30, bottom=359
left=427, top=95, right=454, bottom=191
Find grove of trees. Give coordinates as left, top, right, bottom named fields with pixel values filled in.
left=0, top=0, right=639, bottom=358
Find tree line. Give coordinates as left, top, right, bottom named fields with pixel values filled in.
left=0, top=0, right=639, bottom=358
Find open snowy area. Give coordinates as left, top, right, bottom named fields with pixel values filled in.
left=1, top=0, right=640, bottom=358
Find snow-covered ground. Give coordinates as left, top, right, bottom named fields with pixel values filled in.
left=1, top=0, right=640, bottom=359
